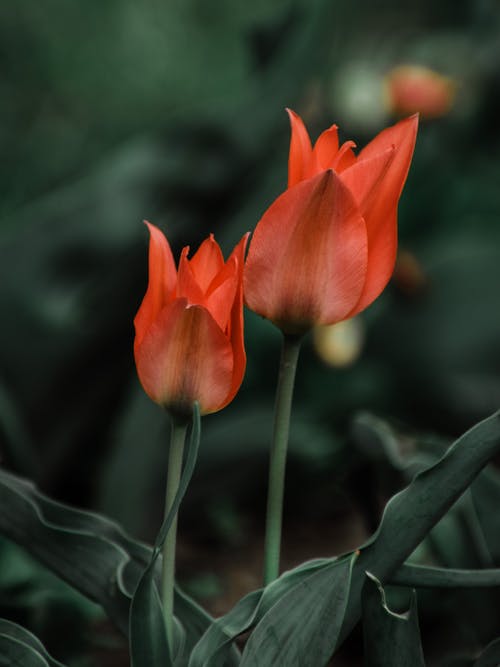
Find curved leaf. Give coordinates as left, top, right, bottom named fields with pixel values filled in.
left=189, top=559, right=331, bottom=666
left=0, top=618, right=65, bottom=667
left=0, top=467, right=137, bottom=632
left=339, top=410, right=500, bottom=645
left=130, top=563, right=171, bottom=667
left=130, top=404, right=201, bottom=667
left=473, top=637, right=500, bottom=667
left=362, top=573, right=425, bottom=667
left=239, top=553, right=357, bottom=667
left=390, top=563, right=500, bottom=588
left=0, top=461, right=214, bottom=659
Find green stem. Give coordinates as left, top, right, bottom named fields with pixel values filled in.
left=161, top=416, right=188, bottom=650
left=263, top=333, right=302, bottom=585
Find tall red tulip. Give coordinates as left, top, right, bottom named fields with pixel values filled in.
left=134, top=223, right=248, bottom=416
left=244, top=110, right=418, bottom=335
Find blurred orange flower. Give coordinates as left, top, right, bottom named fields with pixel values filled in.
left=134, top=223, right=248, bottom=416
left=385, top=65, right=457, bottom=119
left=244, top=110, right=418, bottom=334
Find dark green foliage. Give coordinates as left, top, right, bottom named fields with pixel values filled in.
left=0, top=619, right=66, bottom=667
left=362, top=574, right=425, bottom=667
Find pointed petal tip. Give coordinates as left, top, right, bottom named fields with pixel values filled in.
left=401, top=112, right=420, bottom=131
left=143, top=220, right=164, bottom=241
left=286, top=107, right=304, bottom=125
left=320, top=168, right=337, bottom=186
left=232, top=231, right=251, bottom=257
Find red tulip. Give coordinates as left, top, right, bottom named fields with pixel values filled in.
left=244, top=110, right=418, bottom=334
left=385, top=65, right=457, bottom=119
left=134, top=223, right=249, bottom=416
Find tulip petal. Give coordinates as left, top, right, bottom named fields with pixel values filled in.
left=135, top=299, right=234, bottom=415
left=203, top=234, right=248, bottom=332
left=341, top=146, right=395, bottom=214
left=332, top=140, right=357, bottom=172
left=220, top=233, right=249, bottom=408
left=204, top=264, right=238, bottom=331
left=349, top=114, right=418, bottom=314
left=245, top=171, right=368, bottom=333
left=134, top=222, right=177, bottom=350
left=189, top=234, right=225, bottom=292
left=357, top=114, right=418, bottom=191
left=177, top=247, right=205, bottom=304
left=313, top=125, right=339, bottom=169
left=287, top=108, right=313, bottom=188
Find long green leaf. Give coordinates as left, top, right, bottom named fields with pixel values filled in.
left=0, top=619, right=65, bottom=667
left=189, top=590, right=262, bottom=667
left=189, top=559, right=331, bottom=666
left=194, top=411, right=500, bottom=666
left=239, top=554, right=357, bottom=667
left=0, top=464, right=214, bottom=658
left=339, top=410, right=500, bottom=645
left=129, top=404, right=201, bottom=667
left=130, top=563, right=172, bottom=667
left=390, top=563, right=500, bottom=588
left=0, top=467, right=137, bottom=632
left=362, top=573, right=425, bottom=667
left=473, top=637, right=500, bottom=667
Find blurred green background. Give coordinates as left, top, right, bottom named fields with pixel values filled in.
left=1, top=0, right=500, bottom=664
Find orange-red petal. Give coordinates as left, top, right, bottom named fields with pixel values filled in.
left=357, top=114, right=418, bottom=196
left=134, top=222, right=177, bottom=351
left=349, top=114, right=418, bottom=314
left=331, top=140, right=357, bottom=172
left=244, top=171, right=368, bottom=333
left=134, top=299, right=234, bottom=415
left=220, top=233, right=249, bottom=408
left=312, top=124, right=339, bottom=170
left=204, top=259, right=238, bottom=331
left=176, top=247, right=205, bottom=304
left=287, top=108, right=313, bottom=188
left=341, top=146, right=396, bottom=214
left=189, top=234, right=225, bottom=292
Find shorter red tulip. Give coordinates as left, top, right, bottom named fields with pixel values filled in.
left=244, top=110, right=418, bottom=334
left=134, top=223, right=248, bottom=417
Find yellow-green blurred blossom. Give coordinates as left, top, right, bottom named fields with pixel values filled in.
left=313, top=318, right=365, bottom=368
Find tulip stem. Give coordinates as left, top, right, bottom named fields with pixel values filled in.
left=263, top=333, right=302, bottom=585
left=161, top=415, right=188, bottom=651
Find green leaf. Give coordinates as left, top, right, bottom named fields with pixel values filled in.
left=175, top=587, right=220, bottom=662
left=473, top=637, right=500, bottom=667
left=390, top=563, right=500, bottom=588
left=471, top=467, right=500, bottom=561
left=189, top=589, right=262, bottom=667
left=189, top=559, right=331, bottom=666
left=0, top=458, right=214, bottom=658
left=239, top=554, right=357, bottom=667
left=362, top=573, right=425, bottom=667
left=0, top=618, right=65, bottom=667
left=129, top=404, right=201, bottom=667
left=129, top=563, right=171, bottom=667
left=351, top=411, right=439, bottom=475
left=194, top=411, right=500, bottom=666
left=339, top=410, right=500, bottom=645
left=0, top=466, right=138, bottom=632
